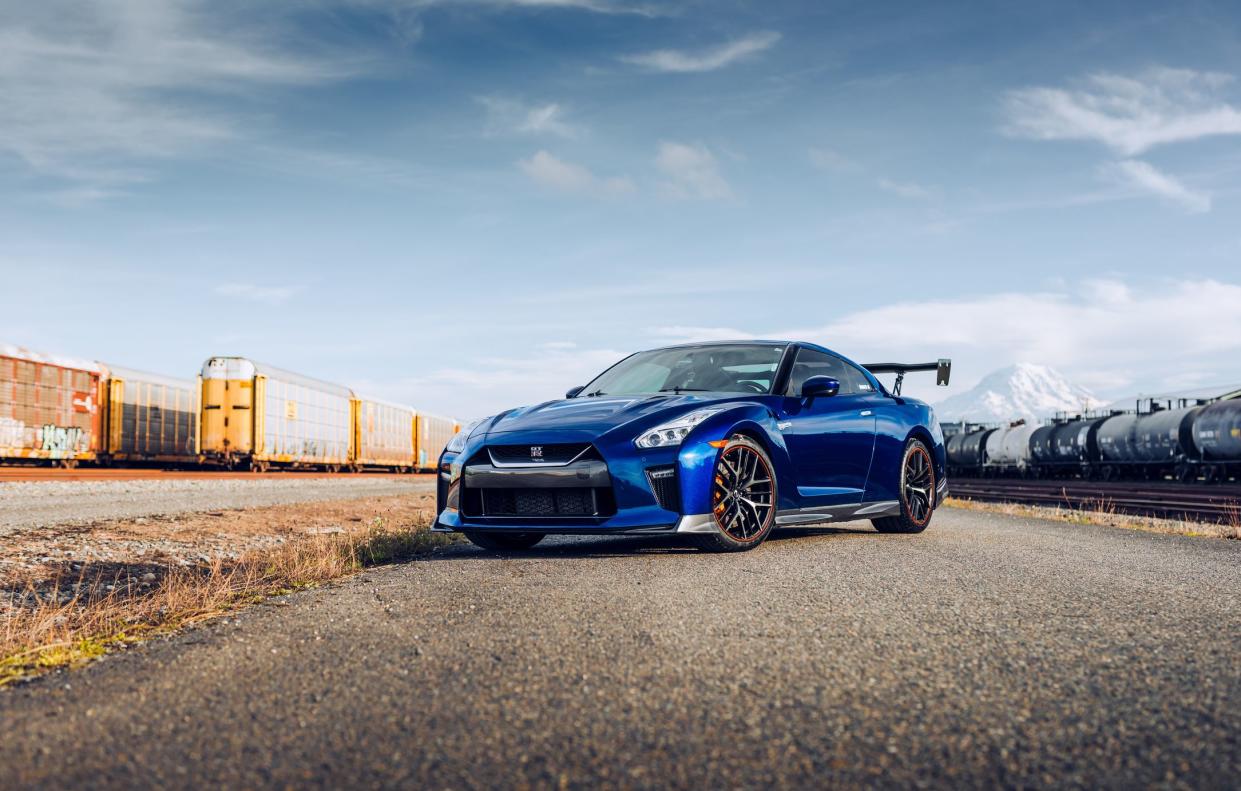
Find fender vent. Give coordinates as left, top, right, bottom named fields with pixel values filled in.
left=646, top=466, right=680, bottom=513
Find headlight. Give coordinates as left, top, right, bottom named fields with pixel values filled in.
left=634, top=407, right=726, bottom=449
left=445, top=418, right=484, bottom=454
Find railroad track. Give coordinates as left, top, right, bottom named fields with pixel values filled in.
left=0, top=467, right=433, bottom=482
left=949, top=478, right=1241, bottom=524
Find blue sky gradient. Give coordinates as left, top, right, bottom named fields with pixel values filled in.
left=2, top=1, right=1240, bottom=418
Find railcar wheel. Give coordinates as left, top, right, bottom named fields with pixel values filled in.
left=695, top=435, right=777, bottom=553
left=463, top=531, right=545, bottom=551
left=873, top=439, right=936, bottom=534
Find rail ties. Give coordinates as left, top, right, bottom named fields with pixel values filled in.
left=950, top=478, right=1241, bottom=524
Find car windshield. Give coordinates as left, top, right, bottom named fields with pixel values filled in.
left=580, top=344, right=787, bottom=396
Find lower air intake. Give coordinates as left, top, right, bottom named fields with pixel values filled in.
left=479, top=488, right=603, bottom=517
left=646, top=466, right=680, bottom=513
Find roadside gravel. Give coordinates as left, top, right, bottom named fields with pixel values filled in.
left=0, top=477, right=433, bottom=536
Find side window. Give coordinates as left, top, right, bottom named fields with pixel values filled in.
left=785, top=349, right=874, bottom=396
left=785, top=348, right=843, bottom=395
left=839, top=362, right=875, bottom=395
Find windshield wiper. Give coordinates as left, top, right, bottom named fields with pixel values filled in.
left=658, top=386, right=709, bottom=394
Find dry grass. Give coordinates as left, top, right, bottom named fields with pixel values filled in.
left=0, top=517, right=457, bottom=687
left=944, top=496, right=1241, bottom=540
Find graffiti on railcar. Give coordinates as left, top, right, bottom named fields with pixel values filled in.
left=39, top=424, right=85, bottom=456
left=0, top=418, right=26, bottom=449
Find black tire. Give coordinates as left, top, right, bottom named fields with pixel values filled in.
left=694, top=435, right=777, bottom=553
left=873, top=439, right=936, bottom=534
left=463, top=531, right=545, bottom=552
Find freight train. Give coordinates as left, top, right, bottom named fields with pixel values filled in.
left=0, top=345, right=456, bottom=472
left=945, top=398, right=1241, bottom=483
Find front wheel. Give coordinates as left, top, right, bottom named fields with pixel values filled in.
left=695, top=435, right=777, bottom=552
left=463, top=531, right=545, bottom=552
left=873, top=439, right=936, bottom=534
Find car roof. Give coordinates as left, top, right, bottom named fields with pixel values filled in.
left=637, top=339, right=886, bottom=391
left=641, top=339, right=791, bottom=352
left=642, top=339, right=850, bottom=357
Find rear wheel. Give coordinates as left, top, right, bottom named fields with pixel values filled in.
left=463, top=531, right=545, bottom=552
left=695, top=435, right=777, bottom=553
left=873, top=439, right=936, bottom=534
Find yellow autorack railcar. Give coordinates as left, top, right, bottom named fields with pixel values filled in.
left=101, top=364, right=199, bottom=464
left=352, top=396, right=416, bottom=471
left=415, top=413, right=458, bottom=472
left=200, top=357, right=352, bottom=472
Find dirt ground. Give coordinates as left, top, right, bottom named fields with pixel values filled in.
left=0, top=493, right=437, bottom=605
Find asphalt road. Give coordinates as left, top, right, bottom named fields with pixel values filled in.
left=1, top=508, right=1238, bottom=789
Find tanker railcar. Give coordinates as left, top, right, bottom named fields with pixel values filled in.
left=1191, top=400, right=1241, bottom=482
left=944, top=400, right=1241, bottom=483
left=978, top=422, right=1039, bottom=476
left=945, top=427, right=996, bottom=477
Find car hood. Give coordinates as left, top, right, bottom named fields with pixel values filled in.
left=482, top=393, right=748, bottom=438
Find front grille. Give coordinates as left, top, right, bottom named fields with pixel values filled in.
left=478, top=487, right=602, bottom=516
left=646, top=465, right=680, bottom=512
left=488, top=443, right=590, bottom=466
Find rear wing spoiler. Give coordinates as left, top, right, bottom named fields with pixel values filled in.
left=862, top=359, right=951, bottom=396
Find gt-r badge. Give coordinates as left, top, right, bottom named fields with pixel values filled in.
left=777, top=421, right=793, bottom=431
left=530, top=445, right=544, bottom=460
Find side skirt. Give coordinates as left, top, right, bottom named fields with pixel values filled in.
left=775, top=500, right=900, bottom=527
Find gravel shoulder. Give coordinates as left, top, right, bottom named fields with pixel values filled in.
left=0, top=476, right=434, bottom=535
left=0, top=508, right=1237, bottom=789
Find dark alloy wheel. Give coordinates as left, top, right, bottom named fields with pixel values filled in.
left=695, top=435, right=777, bottom=552
left=873, top=439, right=936, bottom=534
left=463, top=531, right=545, bottom=552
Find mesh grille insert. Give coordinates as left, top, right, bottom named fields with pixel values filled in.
left=479, top=487, right=600, bottom=517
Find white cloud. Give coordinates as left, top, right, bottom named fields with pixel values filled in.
left=354, top=278, right=1241, bottom=418
left=621, top=31, right=781, bottom=73
left=479, top=97, right=578, bottom=138
left=424, top=0, right=665, bottom=15
left=781, top=278, right=1241, bottom=399
left=877, top=178, right=933, bottom=199
left=1003, top=67, right=1241, bottom=155
left=39, top=185, right=131, bottom=208
left=361, top=345, right=628, bottom=421
left=808, top=147, right=857, bottom=172
left=1101, top=159, right=1211, bottom=213
left=518, top=150, right=635, bottom=196
left=646, top=278, right=1241, bottom=400
left=650, top=326, right=753, bottom=343
left=0, top=2, right=357, bottom=191
left=655, top=142, right=732, bottom=200
left=213, top=283, right=299, bottom=305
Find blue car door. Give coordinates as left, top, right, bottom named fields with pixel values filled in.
left=778, top=349, right=878, bottom=506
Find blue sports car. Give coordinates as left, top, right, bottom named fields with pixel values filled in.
left=433, top=341, right=950, bottom=552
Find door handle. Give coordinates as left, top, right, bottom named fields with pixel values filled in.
left=860, top=410, right=873, bottom=416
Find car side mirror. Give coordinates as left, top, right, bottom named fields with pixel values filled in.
left=801, top=376, right=839, bottom=400
left=565, top=385, right=585, bottom=399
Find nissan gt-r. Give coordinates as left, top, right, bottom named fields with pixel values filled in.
left=433, top=341, right=950, bottom=552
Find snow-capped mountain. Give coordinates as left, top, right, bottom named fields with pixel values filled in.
left=933, top=363, right=1106, bottom=424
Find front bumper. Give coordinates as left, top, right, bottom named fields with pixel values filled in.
left=432, top=439, right=723, bottom=536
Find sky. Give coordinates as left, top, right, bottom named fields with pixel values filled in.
left=1, top=0, right=1240, bottom=419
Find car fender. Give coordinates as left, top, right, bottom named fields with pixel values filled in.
left=676, top=403, right=798, bottom=515
left=866, top=399, right=944, bottom=503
